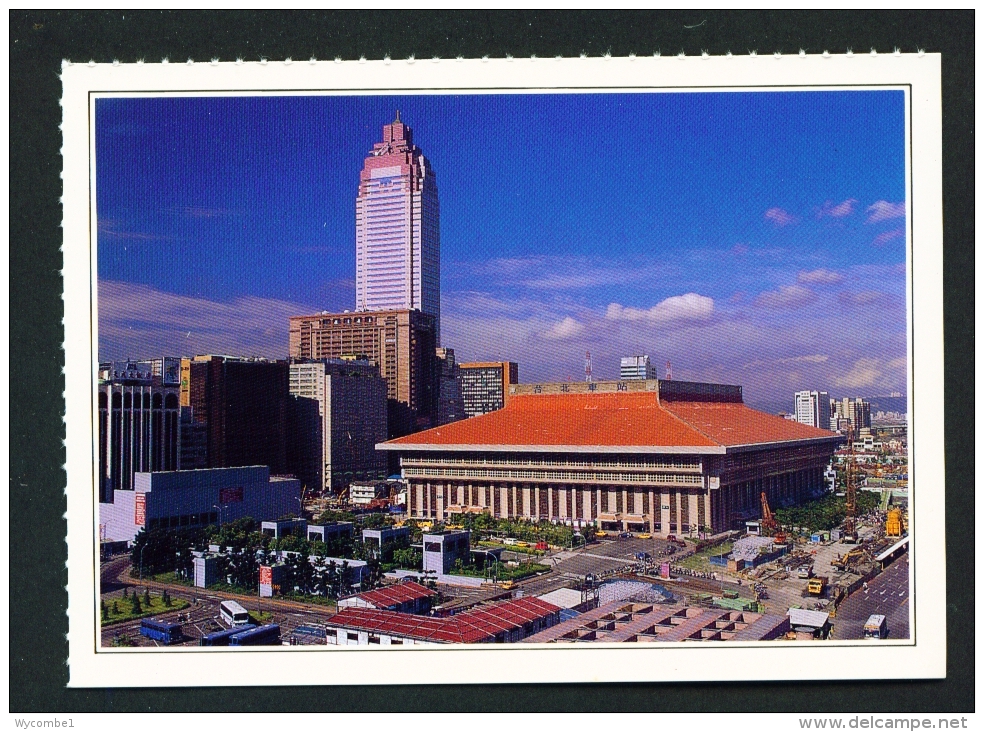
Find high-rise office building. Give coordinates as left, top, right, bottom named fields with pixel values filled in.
left=97, top=359, right=182, bottom=503
left=620, top=355, right=658, bottom=381
left=288, top=359, right=388, bottom=494
left=189, top=356, right=290, bottom=474
left=435, top=347, right=466, bottom=425
left=834, top=397, right=871, bottom=433
left=288, top=309, right=439, bottom=436
left=793, top=390, right=832, bottom=431
left=458, top=362, right=519, bottom=418
left=355, top=112, right=441, bottom=340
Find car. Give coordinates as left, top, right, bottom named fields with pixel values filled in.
left=635, top=552, right=651, bottom=560
left=666, top=535, right=678, bottom=543
left=618, top=532, right=631, bottom=538
left=595, top=530, right=608, bottom=537
left=637, top=533, right=652, bottom=540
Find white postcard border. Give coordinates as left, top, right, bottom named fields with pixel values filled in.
left=63, top=54, right=945, bottom=687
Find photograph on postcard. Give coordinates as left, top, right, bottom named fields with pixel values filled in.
left=91, top=87, right=914, bottom=651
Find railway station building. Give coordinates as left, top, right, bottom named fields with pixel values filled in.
left=378, top=379, right=840, bottom=537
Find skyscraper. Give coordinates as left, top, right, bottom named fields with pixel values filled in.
left=620, top=355, right=658, bottom=380
left=794, top=390, right=832, bottom=431
left=355, top=112, right=441, bottom=340
left=288, top=359, right=388, bottom=494
left=288, top=309, right=439, bottom=436
left=458, top=362, right=519, bottom=418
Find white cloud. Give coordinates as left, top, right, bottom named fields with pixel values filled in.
left=866, top=200, right=906, bottom=223
left=543, top=316, right=585, bottom=340
left=777, top=354, right=830, bottom=364
left=98, top=280, right=319, bottom=360
left=754, top=284, right=816, bottom=309
left=764, top=207, right=797, bottom=227
left=817, top=198, right=858, bottom=218
left=605, top=293, right=714, bottom=324
left=797, top=268, right=843, bottom=285
left=832, top=357, right=882, bottom=389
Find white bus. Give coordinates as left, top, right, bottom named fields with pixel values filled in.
left=862, top=614, right=888, bottom=639
left=220, top=600, right=250, bottom=627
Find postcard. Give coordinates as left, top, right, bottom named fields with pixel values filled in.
left=62, top=53, right=944, bottom=686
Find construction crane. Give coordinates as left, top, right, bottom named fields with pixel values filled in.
left=760, top=492, right=780, bottom=539
left=843, top=425, right=859, bottom=543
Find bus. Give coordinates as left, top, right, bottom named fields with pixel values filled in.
left=229, top=624, right=281, bottom=646
left=199, top=624, right=256, bottom=647
left=139, top=618, right=183, bottom=645
left=219, top=600, right=250, bottom=627
left=863, top=614, right=888, bottom=639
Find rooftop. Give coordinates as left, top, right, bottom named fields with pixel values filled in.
left=328, top=596, right=560, bottom=643
left=380, top=390, right=838, bottom=454
left=343, top=581, right=436, bottom=609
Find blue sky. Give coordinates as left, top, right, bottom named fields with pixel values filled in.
left=96, top=91, right=907, bottom=409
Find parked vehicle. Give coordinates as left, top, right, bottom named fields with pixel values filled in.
left=219, top=600, right=250, bottom=627
left=863, top=614, right=888, bottom=639
left=806, top=576, right=829, bottom=597
left=139, top=618, right=182, bottom=645
left=229, top=624, right=281, bottom=646
left=200, top=623, right=257, bottom=647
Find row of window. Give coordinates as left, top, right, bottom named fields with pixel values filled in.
left=403, top=466, right=703, bottom=486
left=402, top=456, right=701, bottom=471
left=146, top=512, right=217, bottom=529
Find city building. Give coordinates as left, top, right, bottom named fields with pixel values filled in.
left=794, top=390, right=832, bottom=431
left=288, top=309, right=439, bottom=437
left=288, top=359, right=388, bottom=494
left=337, top=581, right=436, bottom=614
left=458, top=361, right=518, bottom=418
left=355, top=112, right=441, bottom=340
left=349, top=481, right=389, bottom=505
left=422, top=530, right=471, bottom=575
left=379, top=379, right=840, bottom=536
left=99, top=466, right=302, bottom=544
left=189, top=356, right=290, bottom=474
left=260, top=518, right=307, bottom=539
left=435, top=347, right=466, bottom=425
left=326, top=596, right=561, bottom=645
left=620, top=355, right=658, bottom=381
left=97, top=359, right=183, bottom=502
left=306, top=522, right=355, bottom=544
left=523, top=601, right=790, bottom=643
left=362, top=525, right=411, bottom=554
left=835, top=396, right=872, bottom=433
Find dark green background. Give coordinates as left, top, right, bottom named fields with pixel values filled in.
left=9, top=10, right=974, bottom=713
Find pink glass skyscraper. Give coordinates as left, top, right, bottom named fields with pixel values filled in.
left=355, top=112, right=441, bottom=340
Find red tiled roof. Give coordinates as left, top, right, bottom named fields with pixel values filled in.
left=347, top=581, right=436, bottom=609
left=328, top=596, right=560, bottom=644
left=381, top=392, right=836, bottom=451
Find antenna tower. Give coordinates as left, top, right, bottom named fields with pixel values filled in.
left=665, top=360, right=673, bottom=380
left=584, top=351, right=593, bottom=383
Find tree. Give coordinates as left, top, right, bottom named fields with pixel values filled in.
left=112, top=600, right=119, bottom=615
left=100, top=599, right=108, bottom=620
left=143, top=588, right=151, bottom=607
left=131, top=592, right=142, bottom=614
left=122, top=587, right=128, bottom=598
left=162, top=589, right=171, bottom=607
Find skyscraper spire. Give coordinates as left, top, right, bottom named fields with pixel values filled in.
left=394, top=109, right=401, bottom=123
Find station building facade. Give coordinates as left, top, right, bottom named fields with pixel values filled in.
left=379, top=380, right=840, bottom=536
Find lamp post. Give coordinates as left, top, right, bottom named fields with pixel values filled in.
left=213, top=504, right=224, bottom=529
left=294, top=495, right=304, bottom=520
left=138, top=543, right=147, bottom=580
